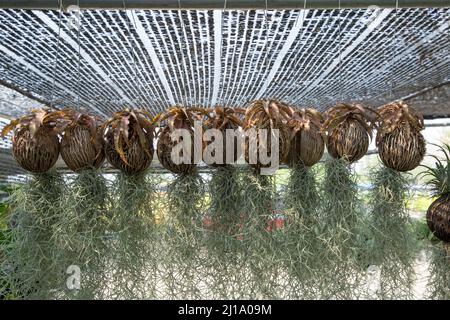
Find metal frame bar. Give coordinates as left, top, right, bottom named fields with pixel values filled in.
left=1, top=0, right=449, bottom=10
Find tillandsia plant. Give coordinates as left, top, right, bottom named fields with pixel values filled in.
left=323, top=103, right=379, bottom=163
left=239, top=169, right=282, bottom=299
left=421, top=143, right=450, bottom=299
left=157, top=106, right=206, bottom=174
left=1, top=109, right=71, bottom=298
left=56, top=169, right=110, bottom=299
left=317, top=158, right=365, bottom=299
left=203, top=106, right=244, bottom=167
left=283, top=108, right=324, bottom=298
left=422, top=144, right=450, bottom=242
left=1, top=108, right=65, bottom=173
left=317, top=103, right=378, bottom=298
left=364, top=103, right=426, bottom=299
left=201, top=107, right=246, bottom=298
left=109, top=172, right=159, bottom=299
left=286, top=108, right=325, bottom=167
left=366, top=166, right=417, bottom=300
left=103, top=109, right=156, bottom=175
left=2, top=172, right=66, bottom=299
left=59, top=109, right=105, bottom=172
left=243, top=99, right=292, bottom=173
left=377, top=101, right=426, bottom=172
left=156, top=106, right=207, bottom=298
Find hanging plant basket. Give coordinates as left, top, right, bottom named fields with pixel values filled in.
left=422, top=143, right=450, bottom=243
left=156, top=106, right=206, bottom=174
left=323, top=103, right=378, bottom=163
left=203, top=106, right=244, bottom=167
left=60, top=110, right=105, bottom=172
left=103, top=109, right=156, bottom=175
left=1, top=109, right=64, bottom=173
left=377, top=101, right=426, bottom=172
left=243, top=99, right=292, bottom=173
left=286, top=108, right=325, bottom=167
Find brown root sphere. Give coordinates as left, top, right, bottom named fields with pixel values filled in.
left=105, top=129, right=153, bottom=175
left=203, top=107, right=243, bottom=167
left=377, top=101, right=426, bottom=172
left=243, top=99, right=292, bottom=172
left=156, top=106, right=206, bottom=174
left=244, top=126, right=291, bottom=172
left=61, top=125, right=105, bottom=172
left=287, top=108, right=324, bottom=167
left=427, top=195, right=450, bottom=243
left=103, top=109, right=155, bottom=175
left=326, top=119, right=370, bottom=163
left=323, top=103, right=378, bottom=164
left=12, top=129, right=60, bottom=173
left=157, top=126, right=197, bottom=174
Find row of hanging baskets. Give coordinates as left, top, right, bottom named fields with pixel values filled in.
left=1, top=98, right=450, bottom=300
left=1, top=100, right=426, bottom=174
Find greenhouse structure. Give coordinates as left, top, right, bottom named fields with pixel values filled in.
left=0, top=0, right=449, bottom=300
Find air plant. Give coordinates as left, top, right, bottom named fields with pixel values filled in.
left=422, top=144, right=450, bottom=242
left=366, top=166, right=417, bottom=300
left=243, top=100, right=292, bottom=173
left=201, top=107, right=246, bottom=298
left=363, top=104, right=425, bottom=299
left=318, top=103, right=377, bottom=298
left=323, top=103, right=378, bottom=163
left=157, top=106, right=205, bottom=174
left=108, top=172, right=159, bottom=299
left=203, top=106, right=244, bottom=167
left=1, top=109, right=64, bottom=173
left=162, top=173, right=205, bottom=299
left=60, top=110, right=105, bottom=172
left=156, top=106, right=207, bottom=298
left=103, top=109, right=156, bottom=175
left=283, top=108, right=324, bottom=298
left=286, top=108, right=325, bottom=167
left=317, top=158, right=366, bottom=299
left=1, top=172, right=66, bottom=299
left=377, top=101, right=426, bottom=172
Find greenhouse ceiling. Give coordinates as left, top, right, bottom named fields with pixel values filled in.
left=0, top=6, right=449, bottom=119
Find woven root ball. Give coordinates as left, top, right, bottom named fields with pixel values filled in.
left=105, top=130, right=153, bottom=175
left=12, top=129, right=60, bottom=173
left=244, top=125, right=290, bottom=173
left=326, top=119, right=369, bottom=163
left=61, top=126, right=105, bottom=172
left=204, top=124, right=240, bottom=167
left=427, top=195, right=450, bottom=243
left=378, top=129, right=426, bottom=172
left=288, top=126, right=324, bottom=167
left=157, top=126, right=197, bottom=174
left=377, top=101, right=426, bottom=172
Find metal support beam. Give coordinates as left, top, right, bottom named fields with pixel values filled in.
left=1, top=0, right=449, bottom=10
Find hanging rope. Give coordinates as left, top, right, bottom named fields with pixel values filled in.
left=49, top=0, right=63, bottom=111
left=123, top=0, right=143, bottom=108
left=177, top=0, right=189, bottom=107
left=293, top=0, right=308, bottom=105
left=390, top=0, right=399, bottom=101
left=218, top=0, right=229, bottom=107
left=338, top=0, right=343, bottom=103
left=263, top=0, right=269, bottom=99
left=76, top=0, right=82, bottom=110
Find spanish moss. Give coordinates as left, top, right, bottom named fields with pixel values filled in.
left=318, top=158, right=364, bottom=299
left=1, top=172, right=65, bottom=299
left=426, top=243, right=450, bottom=300
left=109, top=172, right=158, bottom=299
left=366, top=166, right=417, bottom=299
left=162, top=172, right=205, bottom=299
